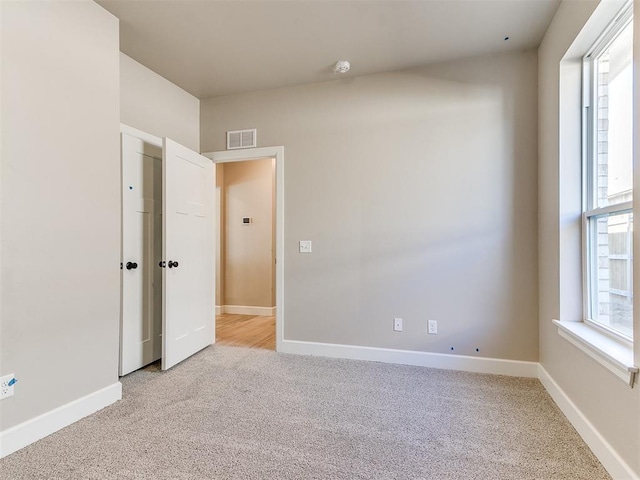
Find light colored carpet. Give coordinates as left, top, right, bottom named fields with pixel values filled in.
left=0, top=346, right=610, bottom=479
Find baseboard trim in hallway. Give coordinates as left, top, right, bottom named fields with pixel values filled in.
left=216, top=305, right=275, bottom=316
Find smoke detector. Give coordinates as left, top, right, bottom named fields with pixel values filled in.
left=334, top=61, right=350, bottom=74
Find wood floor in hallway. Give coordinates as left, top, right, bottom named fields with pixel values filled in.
left=215, top=313, right=275, bottom=350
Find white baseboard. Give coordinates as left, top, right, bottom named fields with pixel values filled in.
left=280, top=339, right=538, bottom=378
left=0, top=382, right=122, bottom=459
left=219, top=305, right=275, bottom=316
left=215, top=305, right=223, bottom=315
left=538, top=365, right=638, bottom=480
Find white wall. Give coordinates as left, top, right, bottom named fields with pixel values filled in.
left=202, top=50, right=539, bottom=361
left=120, top=53, right=199, bottom=151
left=538, top=0, right=640, bottom=476
left=0, top=0, right=121, bottom=432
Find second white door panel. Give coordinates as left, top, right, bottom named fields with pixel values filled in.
left=162, top=138, right=215, bottom=370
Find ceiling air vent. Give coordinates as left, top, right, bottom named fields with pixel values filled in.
left=227, top=129, right=257, bottom=150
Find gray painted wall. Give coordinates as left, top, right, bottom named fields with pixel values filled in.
left=0, top=0, right=120, bottom=430
left=202, top=50, right=539, bottom=361
left=120, top=53, right=200, bottom=151
left=538, top=0, right=640, bottom=475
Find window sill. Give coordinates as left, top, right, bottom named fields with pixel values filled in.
left=553, top=319, right=638, bottom=388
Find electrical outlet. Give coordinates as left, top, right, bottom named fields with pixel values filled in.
left=0, top=374, right=16, bottom=400
left=394, top=318, right=403, bottom=332
left=427, top=320, right=438, bottom=335
left=299, top=240, right=312, bottom=253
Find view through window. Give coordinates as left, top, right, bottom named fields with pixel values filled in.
left=585, top=13, right=633, bottom=339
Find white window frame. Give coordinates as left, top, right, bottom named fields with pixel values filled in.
left=555, top=1, right=637, bottom=390
left=582, top=5, right=634, bottom=343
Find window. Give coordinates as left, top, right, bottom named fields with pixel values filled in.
left=583, top=8, right=634, bottom=340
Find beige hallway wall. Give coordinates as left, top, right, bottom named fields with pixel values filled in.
left=221, top=159, right=275, bottom=308
left=215, top=164, right=226, bottom=306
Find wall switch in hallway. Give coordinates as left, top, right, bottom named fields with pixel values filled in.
left=428, top=320, right=438, bottom=335
left=0, top=374, right=16, bottom=400
left=394, top=318, right=403, bottom=332
left=299, top=240, right=312, bottom=253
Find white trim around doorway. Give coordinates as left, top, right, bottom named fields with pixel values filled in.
left=203, top=146, right=284, bottom=352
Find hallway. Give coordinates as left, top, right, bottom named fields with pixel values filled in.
left=215, top=314, right=275, bottom=350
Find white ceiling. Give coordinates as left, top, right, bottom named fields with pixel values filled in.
left=97, top=0, right=560, bottom=99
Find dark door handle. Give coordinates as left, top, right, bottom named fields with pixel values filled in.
left=159, top=261, right=166, bottom=268
left=168, top=260, right=179, bottom=269
left=126, top=262, right=138, bottom=270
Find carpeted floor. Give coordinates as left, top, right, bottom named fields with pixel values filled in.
left=0, top=346, right=610, bottom=479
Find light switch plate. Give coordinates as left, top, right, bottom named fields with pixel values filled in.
left=299, top=240, right=312, bottom=253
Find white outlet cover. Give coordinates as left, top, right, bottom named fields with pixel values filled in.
left=394, top=318, right=403, bottom=332
left=428, top=320, right=438, bottom=334
left=299, top=240, right=312, bottom=253
left=0, top=373, right=15, bottom=400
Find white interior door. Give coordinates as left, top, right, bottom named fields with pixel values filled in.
left=120, top=133, right=163, bottom=376
left=162, top=138, right=215, bottom=370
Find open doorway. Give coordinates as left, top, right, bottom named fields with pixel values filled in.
left=205, top=146, right=285, bottom=352
left=215, top=158, right=276, bottom=350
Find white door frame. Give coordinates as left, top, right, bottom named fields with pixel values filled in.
left=203, top=146, right=284, bottom=352
left=121, top=124, right=162, bottom=148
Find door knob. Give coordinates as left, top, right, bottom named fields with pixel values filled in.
left=168, top=260, right=179, bottom=269
left=126, top=262, right=138, bottom=270
left=159, top=261, right=166, bottom=268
